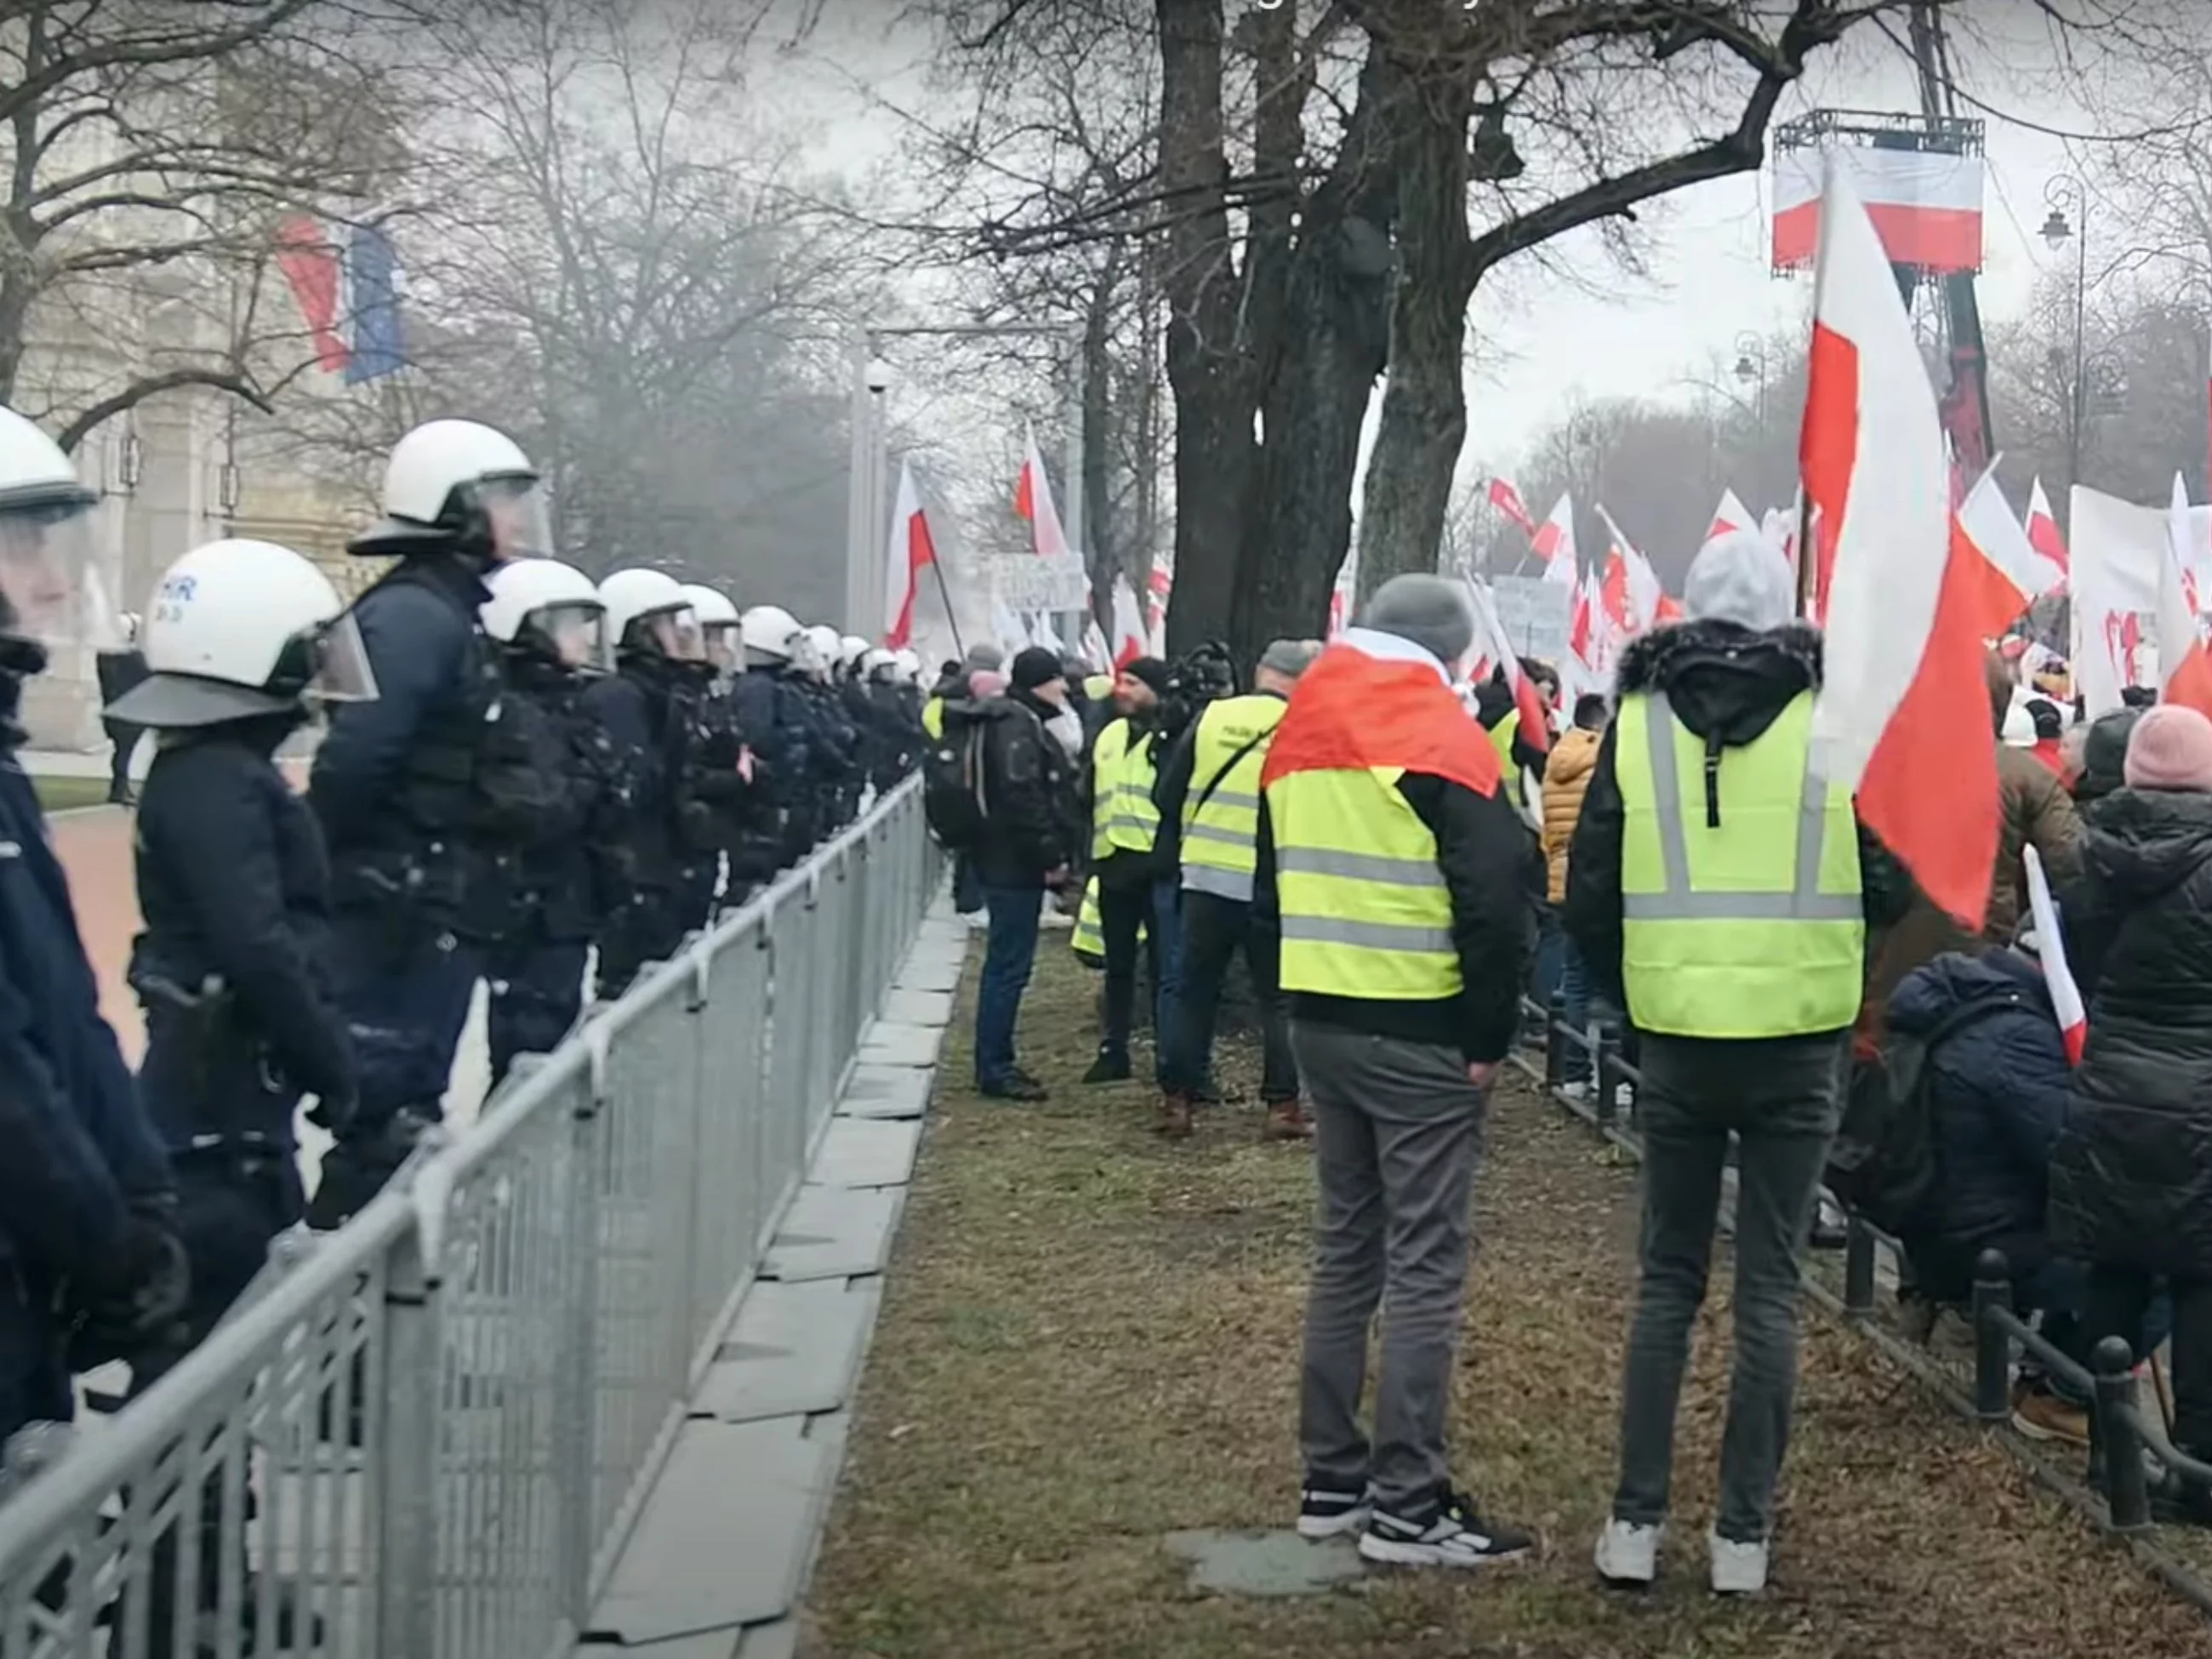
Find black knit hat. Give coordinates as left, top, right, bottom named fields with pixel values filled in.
left=1011, top=645, right=1065, bottom=690
left=1120, top=655, right=1170, bottom=696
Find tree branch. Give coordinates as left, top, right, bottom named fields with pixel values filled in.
left=55, top=368, right=274, bottom=454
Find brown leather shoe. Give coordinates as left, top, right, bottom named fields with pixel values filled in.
left=1262, top=1098, right=1313, bottom=1142
left=1156, top=1092, right=1195, bottom=1139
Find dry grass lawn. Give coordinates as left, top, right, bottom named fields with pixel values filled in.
left=801, top=946, right=2212, bottom=1659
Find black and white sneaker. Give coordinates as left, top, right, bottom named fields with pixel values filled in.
left=1359, top=1489, right=1535, bottom=1568
left=1297, top=1483, right=1372, bottom=1540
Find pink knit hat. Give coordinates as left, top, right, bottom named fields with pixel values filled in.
left=2124, top=704, right=2212, bottom=791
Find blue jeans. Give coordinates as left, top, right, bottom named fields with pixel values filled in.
left=1531, top=898, right=1565, bottom=1012
left=954, top=853, right=984, bottom=915
left=1097, top=875, right=1183, bottom=1079
left=1559, top=939, right=1592, bottom=1083
left=975, top=885, right=1044, bottom=1088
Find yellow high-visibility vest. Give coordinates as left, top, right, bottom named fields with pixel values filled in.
left=1615, top=689, right=1865, bottom=1039
left=1180, top=693, right=1286, bottom=903
left=1084, top=674, right=1113, bottom=704
left=1071, top=875, right=1143, bottom=967
left=922, top=696, right=945, bottom=740
left=1091, top=717, right=1160, bottom=860
left=1488, top=710, right=1524, bottom=807
left=1265, top=766, right=1459, bottom=1000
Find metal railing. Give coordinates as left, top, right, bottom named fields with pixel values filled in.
left=1514, top=988, right=2212, bottom=1616
left=0, top=777, right=942, bottom=1658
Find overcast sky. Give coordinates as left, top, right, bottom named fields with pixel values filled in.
left=767, top=5, right=2104, bottom=485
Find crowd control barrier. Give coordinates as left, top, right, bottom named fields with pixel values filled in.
left=1514, top=989, right=2212, bottom=1616
left=0, top=777, right=942, bottom=1657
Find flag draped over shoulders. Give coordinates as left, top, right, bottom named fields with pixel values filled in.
left=1262, top=629, right=1500, bottom=798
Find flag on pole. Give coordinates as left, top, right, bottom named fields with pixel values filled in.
left=2159, top=473, right=2212, bottom=720
left=1109, top=573, right=1147, bottom=669
left=882, top=459, right=938, bottom=651
left=1532, top=493, right=1577, bottom=589
left=1803, top=159, right=1999, bottom=932
left=2025, top=476, right=2068, bottom=579
left=1706, top=487, right=1756, bottom=544
left=1487, top=477, right=1537, bottom=538
left=1013, top=425, right=1070, bottom=559
left=1955, top=460, right=2067, bottom=641
left=2023, top=846, right=2088, bottom=1065
left=1464, top=576, right=1552, bottom=754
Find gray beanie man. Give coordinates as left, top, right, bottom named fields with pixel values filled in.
left=1358, top=573, right=1476, bottom=668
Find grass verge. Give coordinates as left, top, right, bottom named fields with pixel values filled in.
left=802, top=947, right=2211, bottom=1658
left=31, top=774, right=114, bottom=812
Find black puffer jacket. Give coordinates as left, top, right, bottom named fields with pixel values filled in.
left=2049, top=786, right=2212, bottom=1278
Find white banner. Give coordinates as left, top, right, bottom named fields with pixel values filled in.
left=985, top=553, right=1089, bottom=613
left=2070, top=485, right=2212, bottom=715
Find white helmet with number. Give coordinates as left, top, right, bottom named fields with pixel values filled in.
left=482, top=556, right=607, bottom=670
left=351, top=418, right=550, bottom=564
left=106, top=539, right=377, bottom=727
left=741, top=603, right=805, bottom=664
left=601, top=567, right=698, bottom=659
left=681, top=583, right=741, bottom=667
left=0, top=405, right=106, bottom=665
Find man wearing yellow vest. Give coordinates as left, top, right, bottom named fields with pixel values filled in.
left=1083, top=656, right=1182, bottom=1083
left=1259, top=574, right=1536, bottom=1570
left=1154, top=637, right=1320, bottom=1141
left=1564, top=531, right=1906, bottom=1596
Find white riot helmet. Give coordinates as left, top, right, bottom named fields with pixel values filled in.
left=351, top=418, right=551, bottom=567
left=802, top=624, right=841, bottom=677
left=741, top=603, right=805, bottom=666
left=482, top=557, right=607, bottom=671
left=600, top=567, right=698, bottom=661
left=106, top=539, right=376, bottom=727
left=680, top=583, right=741, bottom=670
left=863, top=647, right=897, bottom=680
left=0, top=405, right=106, bottom=673
left=839, top=634, right=869, bottom=669
left=892, top=647, right=922, bottom=683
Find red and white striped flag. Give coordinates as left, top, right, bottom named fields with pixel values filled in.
left=1487, top=476, right=1536, bottom=537
left=2160, top=473, right=2212, bottom=720
left=1109, top=573, right=1147, bottom=669
left=1533, top=493, right=1577, bottom=588
left=2023, top=845, right=2087, bottom=1065
left=1013, top=425, right=1070, bottom=559
left=2025, top=476, right=2068, bottom=580
left=882, top=459, right=938, bottom=650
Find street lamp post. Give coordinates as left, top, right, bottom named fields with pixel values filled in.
left=842, top=322, right=1086, bottom=646
left=1731, top=332, right=1769, bottom=428
left=2041, top=174, right=2089, bottom=500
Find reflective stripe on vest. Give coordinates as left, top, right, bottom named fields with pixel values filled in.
left=1091, top=717, right=1160, bottom=858
left=1615, top=689, right=1865, bottom=1039
left=1267, top=767, right=1460, bottom=1000
left=1180, top=693, right=1286, bottom=902
left=1489, top=710, right=1524, bottom=807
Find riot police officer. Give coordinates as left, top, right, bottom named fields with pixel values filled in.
left=800, top=623, right=862, bottom=831
left=586, top=570, right=706, bottom=997
left=860, top=647, right=920, bottom=789
left=736, top=604, right=817, bottom=867
left=305, top=418, right=562, bottom=1229
left=480, top=557, right=621, bottom=1087
left=0, top=405, right=184, bottom=1452
left=680, top=583, right=772, bottom=912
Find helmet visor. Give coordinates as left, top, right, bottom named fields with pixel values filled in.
left=533, top=599, right=607, bottom=671
left=702, top=620, right=740, bottom=670
left=641, top=603, right=699, bottom=659
left=480, top=476, right=553, bottom=562
left=0, top=503, right=111, bottom=652
left=306, top=609, right=379, bottom=703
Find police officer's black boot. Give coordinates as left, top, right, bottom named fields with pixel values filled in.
left=1082, top=1045, right=1131, bottom=1085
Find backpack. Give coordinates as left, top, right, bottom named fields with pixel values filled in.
left=1827, top=988, right=2025, bottom=1239
left=922, top=708, right=989, bottom=851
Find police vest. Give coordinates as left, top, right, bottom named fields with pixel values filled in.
left=1180, top=693, right=1285, bottom=903
left=922, top=696, right=945, bottom=740
left=1091, top=717, right=1160, bottom=859
left=1266, top=766, right=1459, bottom=1001
left=1488, top=710, right=1525, bottom=807
left=1614, top=689, right=1864, bottom=1039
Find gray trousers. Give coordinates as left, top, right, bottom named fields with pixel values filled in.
left=1292, top=1021, right=1489, bottom=1515
left=1612, top=1031, right=1845, bottom=1543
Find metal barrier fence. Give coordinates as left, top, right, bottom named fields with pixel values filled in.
left=1515, top=989, right=2212, bottom=1615
left=0, top=777, right=942, bottom=1658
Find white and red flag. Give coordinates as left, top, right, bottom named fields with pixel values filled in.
left=1954, top=460, right=2067, bottom=641
left=2025, top=476, right=2068, bottom=582
left=1803, top=160, right=1999, bottom=932
left=1109, top=573, right=1148, bottom=670
left=2023, top=846, right=2088, bottom=1064
left=2159, top=473, right=2212, bottom=721
left=1533, top=493, right=1577, bottom=591
left=882, top=459, right=938, bottom=651
left=1464, top=576, right=1552, bottom=755
left=1487, top=476, right=1536, bottom=538
left=1013, top=425, right=1070, bottom=559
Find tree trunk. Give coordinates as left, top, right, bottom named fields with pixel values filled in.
left=1353, top=41, right=1474, bottom=601
left=1080, top=249, right=1122, bottom=619
left=1154, top=0, right=1254, bottom=658
left=1231, top=41, right=1404, bottom=661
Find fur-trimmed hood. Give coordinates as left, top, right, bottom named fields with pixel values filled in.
left=1615, top=616, right=1823, bottom=749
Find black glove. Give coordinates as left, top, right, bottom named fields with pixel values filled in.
left=63, top=1209, right=191, bottom=1371
left=305, top=1090, right=356, bottom=1134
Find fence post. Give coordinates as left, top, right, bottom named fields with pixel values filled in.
left=373, top=1225, right=442, bottom=1655
left=556, top=1044, right=609, bottom=1629
left=1842, top=1216, right=1877, bottom=1315
left=2094, top=1337, right=2152, bottom=1533
left=1542, top=993, right=1565, bottom=1087
left=1593, top=1021, right=1619, bottom=1126
left=1970, top=1249, right=2014, bottom=1421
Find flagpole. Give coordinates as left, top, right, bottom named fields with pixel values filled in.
left=930, top=547, right=966, bottom=658
left=1794, top=496, right=1813, bottom=619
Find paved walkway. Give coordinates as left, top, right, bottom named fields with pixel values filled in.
left=568, top=899, right=968, bottom=1659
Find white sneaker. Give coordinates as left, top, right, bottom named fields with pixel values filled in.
left=1559, top=1080, right=1592, bottom=1102
left=1593, top=1518, right=1660, bottom=1586
left=1708, top=1530, right=1770, bottom=1595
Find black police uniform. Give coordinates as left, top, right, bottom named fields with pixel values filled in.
left=672, top=662, right=772, bottom=920
left=306, top=556, right=562, bottom=1226
left=733, top=658, right=816, bottom=868
left=584, top=647, right=704, bottom=997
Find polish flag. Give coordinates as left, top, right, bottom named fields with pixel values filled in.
left=1706, top=487, right=1757, bottom=544
left=1597, top=505, right=1663, bottom=632
left=1487, top=476, right=1537, bottom=538
left=2023, top=845, right=2087, bottom=1065
left=2025, top=476, right=2068, bottom=579
left=1081, top=615, right=1111, bottom=672
left=882, top=459, right=938, bottom=651
left=1804, top=161, right=1999, bottom=932
left=1954, top=460, right=2066, bottom=641
left=1147, top=562, right=1172, bottom=649
left=1013, top=425, right=1070, bottom=559
left=1109, top=573, right=1148, bottom=670
left=1465, top=576, right=1552, bottom=754
left=1531, top=493, right=1577, bottom=585
left=2159, top=474, right=2212, bottom=721
left=1264, top=626, right=1503, bottom=807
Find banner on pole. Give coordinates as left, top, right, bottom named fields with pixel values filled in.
left=985, top=552, right=1089, bottom=613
